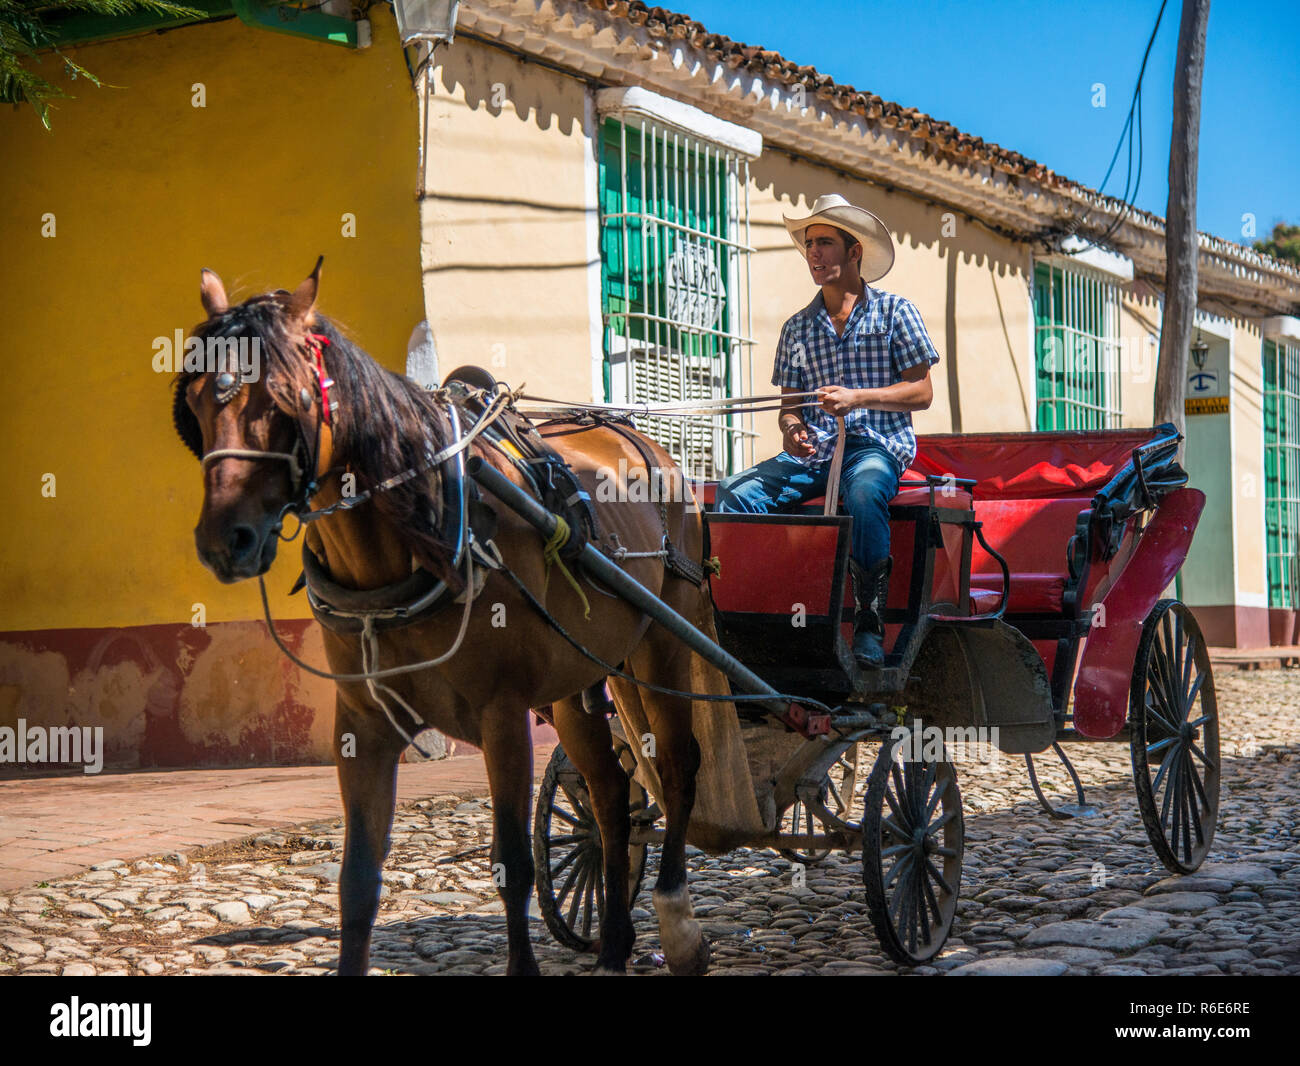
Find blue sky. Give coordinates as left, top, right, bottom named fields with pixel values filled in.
left=673, top=0, right=1298, bottom=246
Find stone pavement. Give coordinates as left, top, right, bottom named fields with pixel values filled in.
left=0, top=670, right=1295, bottom=976
left=0, top=752, right=550, bottom=893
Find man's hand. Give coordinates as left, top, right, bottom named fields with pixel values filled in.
left=817, top=385, right=862, bottom=417
left=781, top=420, right=816, bottom=458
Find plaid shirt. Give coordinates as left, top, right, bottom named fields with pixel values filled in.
left=771, top=285, right=940, bottom=472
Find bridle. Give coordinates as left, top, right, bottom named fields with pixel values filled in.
left=194, top=326, right=520, bottom=542
left=199, top=331, right=336, bottom=530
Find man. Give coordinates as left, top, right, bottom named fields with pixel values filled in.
left=715, top=193, right=938, bottom=667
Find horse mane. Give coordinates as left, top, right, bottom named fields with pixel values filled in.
left=184, top=296, right=457, bottom=580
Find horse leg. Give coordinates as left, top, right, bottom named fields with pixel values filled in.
left=479, top=706, right=541, bottom=976
left=613, top=640, right=709, bottom=976
left=551, top=693, right=635, bottom=974
left=335, top=698, right=405, bottom=976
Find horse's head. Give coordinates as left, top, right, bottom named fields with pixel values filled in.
left=176, top=259, right=334, bottom=582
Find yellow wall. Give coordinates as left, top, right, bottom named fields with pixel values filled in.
left=0, top=12, right=423, bottom=632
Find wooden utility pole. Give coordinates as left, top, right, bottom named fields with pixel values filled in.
left=1154, top=0, right=1212, bottom=435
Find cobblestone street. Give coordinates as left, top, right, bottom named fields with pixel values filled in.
left=1, top=670, right=1296, bottom=976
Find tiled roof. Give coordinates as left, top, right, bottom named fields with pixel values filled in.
left=578, top=1, right=1299, bottom=300
left=584, top=1, right=1065, bottom=187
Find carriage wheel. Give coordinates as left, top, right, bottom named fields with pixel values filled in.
left=533, top=745, right=653, bottom=953
left=1129, top=599, right=1220, bottom=874
left=862, top=731, right=963, bottom=964
left=778, top=744, right=862, bottom=865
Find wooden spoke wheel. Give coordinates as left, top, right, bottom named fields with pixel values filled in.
left=533, top=745, right=654, bottom=953
left=1130, top=599, right=1220, bottom=874
left=862, top=731, right=963, bottom=964
left=778, top=743, right=862, bottom=865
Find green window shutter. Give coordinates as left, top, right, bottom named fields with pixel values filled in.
left=1264, top=338, right=1300, bottom=608
left=1033, top=259, right=1121, bottom=431
left=598, top=116, right=754, bottom=478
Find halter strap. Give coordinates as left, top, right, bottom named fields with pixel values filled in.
left=202, top=445, right=304, bottom=492
left=307, top=333, right=335, bottom=425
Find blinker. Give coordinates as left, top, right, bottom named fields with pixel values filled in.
left=215, top=370, right=241, bottom=404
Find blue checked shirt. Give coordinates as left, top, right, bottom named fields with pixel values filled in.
left=771, top=285, right=940, bottom=472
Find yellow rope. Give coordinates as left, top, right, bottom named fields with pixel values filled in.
left=542, top=516, right=591, bottom=620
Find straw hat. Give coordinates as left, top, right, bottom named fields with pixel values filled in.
left=783, top=193, right=895, bottom=283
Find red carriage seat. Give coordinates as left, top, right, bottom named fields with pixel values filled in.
left=908, top=430, right=1162, bottom=617
left=694, top=428, right=1157, bottom=621
left=959, top=497, right=1086, bottom=613
left=691, top=475, right=975, bottom=625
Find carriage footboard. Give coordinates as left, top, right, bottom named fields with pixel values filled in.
left=900, top=620, right=1057, bottom=754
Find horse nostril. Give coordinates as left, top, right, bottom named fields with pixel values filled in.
left=227, top=524, right=260, bottom=563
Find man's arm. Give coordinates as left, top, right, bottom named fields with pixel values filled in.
left=817, top=366, right=933, bottom=415
left=779, top=386, right=816, bottom=457
left=819, top=296, right=937, bottom=416
left=772, top=318, right=815, bottom=457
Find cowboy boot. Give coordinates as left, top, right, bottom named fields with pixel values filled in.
left=849, top=559, right=891, bottom=668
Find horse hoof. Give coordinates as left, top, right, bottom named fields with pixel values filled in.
left=593, top=964, right=626, bottom=976
left=667, top=935, right=710, bottom=977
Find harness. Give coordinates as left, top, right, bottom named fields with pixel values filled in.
left=535, top=409, right=708, bottom=587
left=175, top=335, right=709, bottom=649
left=175, top=326, right=732, bottom=753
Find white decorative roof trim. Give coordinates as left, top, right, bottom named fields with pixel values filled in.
left=453, top=0, right=1300, bottom=310
left=596, top=86, right=763, bottom=158
left=1192, top=309, right=1233, bottom=341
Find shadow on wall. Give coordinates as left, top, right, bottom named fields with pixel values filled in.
left=437, top=32, right=585, bottom=136
left=421, top=36, right=597, bottom=275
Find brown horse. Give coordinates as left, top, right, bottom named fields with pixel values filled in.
left=175, top=260, right=714, bottom=975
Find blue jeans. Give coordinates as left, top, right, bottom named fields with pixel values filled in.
left=714, top=442, right=902, bottom=569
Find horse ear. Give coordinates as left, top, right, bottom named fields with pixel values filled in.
left=200, top=268, right=228, bottom=317
left=289, top=256, right=324, bottom=323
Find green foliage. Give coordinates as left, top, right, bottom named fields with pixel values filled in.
left=0, top=1, right=203, bottom=129
left=1254, top=222, right=1300, bottom=267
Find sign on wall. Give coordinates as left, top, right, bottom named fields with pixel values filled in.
left=1184, top=335, right=1228, bottom=416
left=665, top=240, right=725, bottom=329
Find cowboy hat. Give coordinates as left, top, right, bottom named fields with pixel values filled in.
left=783, top=193, right=895, bottom=283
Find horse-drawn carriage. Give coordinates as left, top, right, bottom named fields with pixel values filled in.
left=177, top=263, right=1216, bottom=975
left=531, top=422, right=1218, bottom=964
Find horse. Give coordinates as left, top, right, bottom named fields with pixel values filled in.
left=173, top=259, right=717, bottom=975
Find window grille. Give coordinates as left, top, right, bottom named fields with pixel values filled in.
left=1033, top=260, right=1123, bottom=430
left=1264, top=338, right=1300, bottom=609
left=599, top=115, right=756, bottom=479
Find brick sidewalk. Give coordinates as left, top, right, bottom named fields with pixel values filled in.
left=0, top=746, right=554, bottom=893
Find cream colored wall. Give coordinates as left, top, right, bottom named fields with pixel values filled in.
left=421, top=39, right=596, bottom=404
left=1119, top=286, right=1162, bottom=428
left=420, top=54, right=1044, bottom=469
left=1231, top=321, right=1267, bottom=604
